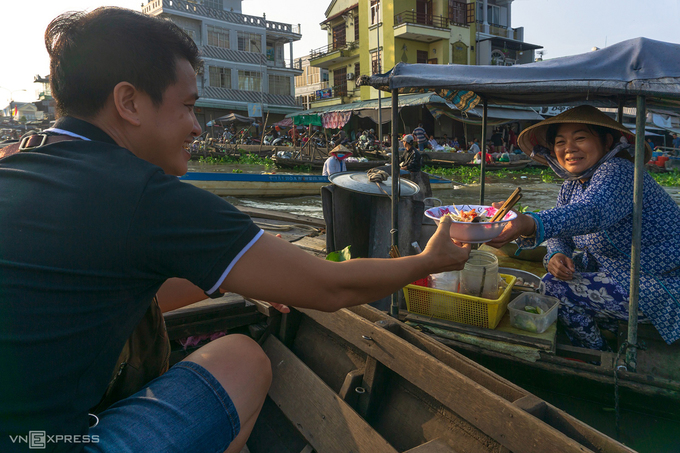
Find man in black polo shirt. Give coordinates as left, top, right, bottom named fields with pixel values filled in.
left=0, top=8, right=470, bottom=453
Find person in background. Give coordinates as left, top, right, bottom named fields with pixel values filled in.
left=412, top=123, right=428, bottom=152
left=288, top=125, right=299, bottom=145
left=507, top=126, right=518, bottom=153
left=428, top=134, right=445, bottom=151
left=490, top=128, right=503, bottom=148
left=0, top=8, right=473, bottom=453
left=468, top=138, right=480, bottom=154
left=646, top=137, right=657, bottom=151
left=487, top=105, right=680, bottom=351
left=672, top=133, right=680, bottom=156
left=440, top=134, right=453, bottom=147
left=473, top=150, right=493, bottom=165
left=367, top=128, right=376, bottom=143
left=399, top=134, right=422, bottom=175
left=331, top=128, right=349, bottom=146
left=452, top=136, right=460, bottom=149
left=322, top=145, right=352, bottom=176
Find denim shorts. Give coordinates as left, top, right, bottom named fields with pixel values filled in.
left=85, top=361, right=240, bottom=453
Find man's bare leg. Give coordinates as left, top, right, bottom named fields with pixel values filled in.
left=183, top=334, right=272, bottom=453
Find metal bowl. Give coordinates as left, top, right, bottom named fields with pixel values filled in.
left=424, top=204, right=517, bottom=243
left=498, top=267, right=542, bottom=292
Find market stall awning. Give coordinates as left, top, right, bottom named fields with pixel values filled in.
left=286, top=92, right=456, bottom=118
left=427, top=103, right=544, bottom=126
left=360, top=37, right=680, bottom=111
left=216, top=113, right=255, bottom=123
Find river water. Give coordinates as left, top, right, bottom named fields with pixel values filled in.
left=189, top=162, right=680, bottom=451
left=189, top=162, right=680, bottom=220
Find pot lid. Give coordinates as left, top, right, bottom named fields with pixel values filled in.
left=329, top=171, right=420, bottom=197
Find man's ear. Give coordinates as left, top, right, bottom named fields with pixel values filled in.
left=112, top=82, right=142, bottom=127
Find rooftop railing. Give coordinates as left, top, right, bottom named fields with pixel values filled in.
left=143, top=0, right=300, bottom=35
left=477, top=21, right=521, bottom=40
left=394, top=10, right=450, bottom=29
left=310, top=41, right=358, bottom=59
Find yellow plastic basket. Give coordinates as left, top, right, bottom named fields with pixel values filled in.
left=403, top=274, right=517, bottom=329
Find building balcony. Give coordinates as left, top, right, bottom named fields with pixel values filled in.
left=265, top=19, right=301, bottom=40
left=393, top=11, right=452, bottom=43
left=142, top=0, right=300, bottom=40
left=476, top=21, right=523, bottom=41
left=266, top=58, right=303, bottom=74
left=309, top=42, right=359, bottom=69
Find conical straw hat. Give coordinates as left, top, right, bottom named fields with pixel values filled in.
left=330, top=144, right=352, bottom=155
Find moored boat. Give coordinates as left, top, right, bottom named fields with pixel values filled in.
left=179, top=172, right=330, bottom=197
left=181, top=171, right=454, bottom=197
left=356, top=36, right=680, bottom=442
left=273, top=155, right=388, bottom=171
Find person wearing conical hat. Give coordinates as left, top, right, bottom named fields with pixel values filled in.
left=322, top=144, right=352, bottom=176
left=487, top=105, right=680, bottom=350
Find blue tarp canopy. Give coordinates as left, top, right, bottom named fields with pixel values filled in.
left=361, top=37, right=680, bottom=111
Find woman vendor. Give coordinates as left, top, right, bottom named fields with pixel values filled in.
left=487, top=105, right=680, bottom=351
left=322, top=145, right=352, bottom=176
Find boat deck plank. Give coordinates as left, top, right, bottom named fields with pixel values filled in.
left=300, top=307, right=606, bottom=453
left=263, top=335, right=399, bottom=453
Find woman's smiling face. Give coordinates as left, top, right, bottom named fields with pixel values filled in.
left=553, top=123, right=612, bottom=174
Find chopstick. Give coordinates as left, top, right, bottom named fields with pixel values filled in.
left=389, top=245, right=401, bottom=258
left=491, top=187, right=523, bottom=222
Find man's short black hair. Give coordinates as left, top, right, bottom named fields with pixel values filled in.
left=46, top=7, right=201, bottom=118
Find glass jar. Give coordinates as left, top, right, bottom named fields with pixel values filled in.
left=460, top=250, right=499, bottom=299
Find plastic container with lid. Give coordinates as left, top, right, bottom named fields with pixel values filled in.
left=459, top=250, right=498, bottom=300
left=431, top=271, right=460, bottom=292
left=508, top=293, right=559, bottom=333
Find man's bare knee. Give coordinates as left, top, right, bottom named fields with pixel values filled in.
left=184, top=334, right=272, bottom=390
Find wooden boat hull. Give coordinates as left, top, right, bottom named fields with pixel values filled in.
left=273, top=155, right=388, bottom=171
left=181, top=171, right=454, bottom=197
left=165, top=299, right=634, bottom=453
left=180, top=172, right=330, bottom=197
left=161, top=207, right=634, bottom=452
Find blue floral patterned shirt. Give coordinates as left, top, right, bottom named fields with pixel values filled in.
left=516, top=158, right=680, bottom=344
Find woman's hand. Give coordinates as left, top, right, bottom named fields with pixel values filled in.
left=547, top=253, right=575, bottom=281
left=485, top=203, right=536, bottom=249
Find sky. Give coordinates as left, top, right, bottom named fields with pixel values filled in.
left=1, top=0, right=679, bottom=107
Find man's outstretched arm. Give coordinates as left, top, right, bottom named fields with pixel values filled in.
left=221, top=216, right=469, bottom=312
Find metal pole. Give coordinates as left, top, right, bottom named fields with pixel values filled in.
left=626, top=95, right=645, bottom=372
left=479, top=99, right=488, bottom=205
left=616, top=99, right=624, bottom=123
left=377, top=22, right=383, bottom=149
left=390, top=89, right=400, bottom=318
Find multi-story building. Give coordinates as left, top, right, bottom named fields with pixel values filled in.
left=308, top=0, right=541, bottom=108
left=474, top=0, right=540, bottom=66
left=33, top=75, right=56, bottom=122
left=142, top=0, right=304, bottom=129
left=294, top=56, right=330, bottom=111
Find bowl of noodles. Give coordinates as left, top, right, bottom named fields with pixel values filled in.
left=424, top=204, right=517, bottom=243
